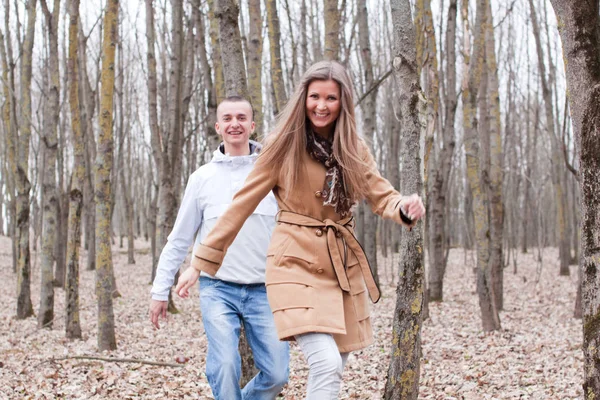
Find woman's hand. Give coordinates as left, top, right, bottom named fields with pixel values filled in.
left=400, top=193, right=426, bottom=223
left=175, top=267, right=201, bottom=298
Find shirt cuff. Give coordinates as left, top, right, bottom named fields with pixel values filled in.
left=151, top=293, right=169, bottom=301
left=191, top=244, right=224, bottom=276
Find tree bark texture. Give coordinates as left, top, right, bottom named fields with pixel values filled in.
left=65, top=0, right=83, bottom=340
left=384, top=1, right=425, bottom=398
left=357, top=0, right=379, bottom=286
left=192, top=0, right=219, bottom=155
left=548, top=0, right=600, bottom=395
left=323, top=0, right=340, bottom=60
left=247, top=0, right=263, bottom=134
left=484, top=0, right=504, bottom=311
left=461, top=0, right=500, bottom=332
left=95, top=0, right=119, bottom=351
left=266, top=0, right=286, bottom=115
left=427, top=0, right=457, bottom=302
left=208, top=0, right=226, bottom=104
left=1, top=0, right=19, bottom=274
left=215, top=0, right=247, bottom=98
left=38, top=0, right=61, bottom=328
left=529, top=0, right=570, bottom=276
left=15, top=0, right=37, bottom=320
left=0, top=26, right=16, bottom=274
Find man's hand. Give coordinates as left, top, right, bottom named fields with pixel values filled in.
left=149, top=299, right=168, bottom=329
left=175, top=267, right=201, bottom=298
left=400, top=193, right=426, bottom=224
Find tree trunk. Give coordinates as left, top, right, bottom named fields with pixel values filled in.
left=384, top=1, right=425, bottom=398
left=78, top=27, right=97, bottom=272
left=216, top=0, right=259, bottom=385
left=215, top=0, right=247, bottom=98
left=323, top=0, right=340, bottom=60
left=548, top=0, right=600, bottom=394
left=192, top=0, right=219, bottom=155
left=461, top=0, right=500, bottom=332
left=145, top=0, right=161, bottom=282
left=265, top=0, right=286, bottom=114
left=1, top=0, right=19, bottom=275
left=38, top=0, right=60, bottom=328
left=15, top=0, right=37, bottom=320
left=484, top=0, right=504, bottom=311
left=528, top=0, right=570, bottom=276
left=357, top=0, right=379, bottom=286
left=247, top=0, right=263, bottom=134
left=65, top=0, right=83, bottom=340
left=95, top=0, right=119, bottom=351
left=208, top=0, right=225, bottom=104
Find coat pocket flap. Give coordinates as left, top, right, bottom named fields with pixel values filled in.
left=267, top=282, right=314, bottom=312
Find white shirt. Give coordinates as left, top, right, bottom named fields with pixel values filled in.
left=151, top=141, right=277, bottom=301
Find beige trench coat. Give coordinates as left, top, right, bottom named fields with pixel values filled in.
left=192, top=143, right=409, bottom=352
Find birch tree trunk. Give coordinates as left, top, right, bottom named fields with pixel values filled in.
left=38, top=0, right=60, bottom=327
left=15, top=0, right=37, bottom=320
left=384, top=0, right=425, bottom=397
left=65, top=0, right=83, bottom=339
left=548, top=0, right=600, bottom=394
left=96, top=0, right=119, bottom=351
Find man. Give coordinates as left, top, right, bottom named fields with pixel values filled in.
left=150, top=96, right=289, bottom=400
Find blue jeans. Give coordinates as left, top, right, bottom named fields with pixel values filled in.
left=199, top=277, right=290, bottom=400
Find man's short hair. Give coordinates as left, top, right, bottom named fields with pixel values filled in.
left=218, top=96, right=254, bottom=120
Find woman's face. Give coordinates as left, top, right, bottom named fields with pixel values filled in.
left=305, top=79, right=341, bottom=139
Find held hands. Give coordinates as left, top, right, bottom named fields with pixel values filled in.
left=175, top=267, right=201, bottom=298
left=149, top=299, right=168, bottom=329
left=399, top=193, right=426, bottom=226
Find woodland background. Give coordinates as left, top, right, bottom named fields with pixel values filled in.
left=0, top=0, right=598, bottom=398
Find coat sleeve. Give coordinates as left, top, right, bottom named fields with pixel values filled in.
left=191, top=156, right=277, bottom=275
left=360, top=143, right=411, bottom=227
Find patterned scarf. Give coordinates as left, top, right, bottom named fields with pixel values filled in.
left=306, top=129, right=354, bottom=217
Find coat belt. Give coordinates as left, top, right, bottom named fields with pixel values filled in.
left=275, top=210, right=381, bottom=303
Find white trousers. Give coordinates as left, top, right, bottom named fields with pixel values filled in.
left=295, top=332, right=350, bottom=400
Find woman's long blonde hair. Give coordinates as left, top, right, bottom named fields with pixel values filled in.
left=259, top=61, right=370, bottom=202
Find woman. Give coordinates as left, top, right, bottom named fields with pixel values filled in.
left=176, top=61, right=425, bottom=399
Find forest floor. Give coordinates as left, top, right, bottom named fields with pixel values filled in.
left=0, top=235, right=583, bottom=399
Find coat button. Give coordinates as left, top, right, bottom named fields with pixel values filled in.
left=316, top=268, right=324, bottom=274
left=315, top=191, right=322, bottom=198
left=315, top=229, right=323, bottom=237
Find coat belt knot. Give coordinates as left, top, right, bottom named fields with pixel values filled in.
left=276, top=210, right=381, bottom=303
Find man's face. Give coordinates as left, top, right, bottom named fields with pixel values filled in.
left=215, top=101, right=255, bottom=150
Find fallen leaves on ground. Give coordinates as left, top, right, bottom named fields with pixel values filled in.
left=0, top=236, right=582, bottom=399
